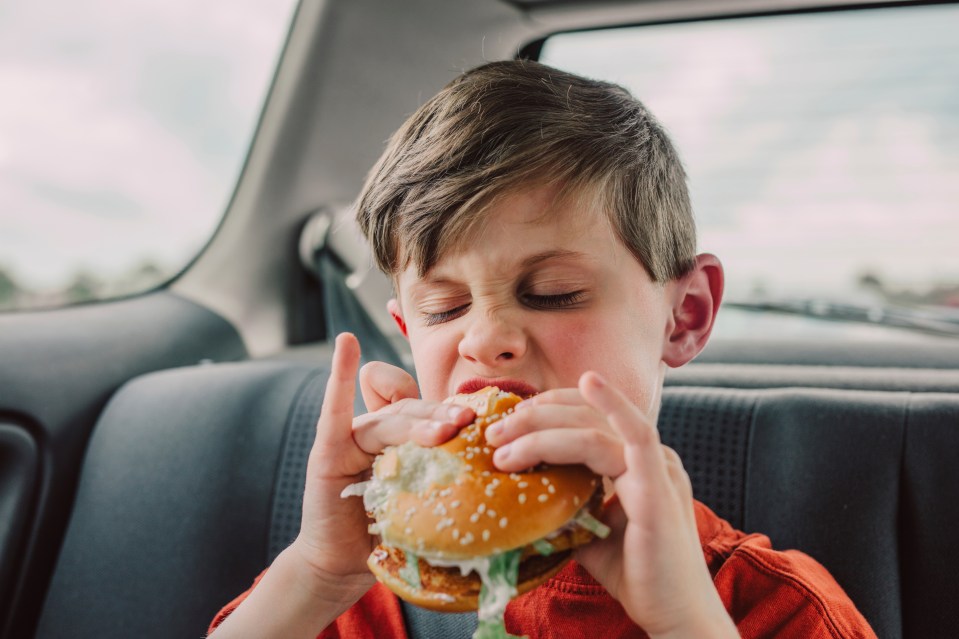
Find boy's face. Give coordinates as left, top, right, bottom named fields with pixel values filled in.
left=390, top=185, right=683, bottom=417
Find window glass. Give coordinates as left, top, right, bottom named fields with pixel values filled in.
left=0, top=0, right=296, bottom=310
left=541, top=5, right=959, bottom=340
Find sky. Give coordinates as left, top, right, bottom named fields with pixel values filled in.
left=0, top=0, right=295, bottom=291
left=0, top=1, right=957, bottom=305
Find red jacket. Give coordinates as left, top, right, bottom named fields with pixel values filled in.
left=209, top=501, right=876, bottom=638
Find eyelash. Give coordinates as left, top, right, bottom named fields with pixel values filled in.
left=423, top=304, right=469, bottom=327
left=421, top=291, right=585, bottom=326
left=522, top=290, right=586, bottom=310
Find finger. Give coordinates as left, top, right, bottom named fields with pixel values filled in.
left=578, top=371, right=667, bottom=480
left=315, top=333, right=362, bottom=450
left=662, top=446, right=695, bottom=504
left=573, top=494, right=626, bottom=568
left=351, top=399, right=474, bottom=453
left=359, top=361, right=420, bottom=412
left=515, top=388, right=586, bottom=410
left=492, top=428, right=626, bottom=477
left=354, top=397, right=473, bottom=426
left=485, top=403, right=613, bottom=447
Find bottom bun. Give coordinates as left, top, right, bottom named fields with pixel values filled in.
left=368, top=544, right=574, bottom=612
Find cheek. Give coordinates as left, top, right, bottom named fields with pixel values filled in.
left=407, top=330, right=458, bottom=401
left=539, top=312, right=662, bottom=410
left=536, top=314, right=621, bottom=376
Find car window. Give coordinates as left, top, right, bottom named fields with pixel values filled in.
left=0, top=0, right=296, bottom=311
left=540, top=4, right=959, bottom=341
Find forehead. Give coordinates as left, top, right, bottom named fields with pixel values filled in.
left=463, top=184, right=611, bottom=254
left=398, top=185, right=622, bottom=288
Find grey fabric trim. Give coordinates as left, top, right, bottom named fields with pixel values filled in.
left=401, top=600, right=478, bottom=639
left=268, top=370, right=328, bottom=562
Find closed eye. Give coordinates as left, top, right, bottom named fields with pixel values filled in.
left=422, top=303, right=470, bottom=326
left=522, top=290, right=586, bottom=310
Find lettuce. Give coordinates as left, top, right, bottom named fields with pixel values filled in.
left=473, top=549, right=526, bottom=639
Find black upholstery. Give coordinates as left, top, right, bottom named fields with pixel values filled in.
left=35, top=362, right=325, bottom=639
left=35, top=359, right=959, bottom=639
left=659, top=388, right=906, bottom=637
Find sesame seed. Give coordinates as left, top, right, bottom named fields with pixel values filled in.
left=487, top=509, right=496, bottom=518
left=518, top=481, right=528, bottom=489
left=509, top=473, right=521, bottom=481
left=470, top=513, right=480, bottom=523
left=538, top=494, right=548, bottom=503
left=548, top=484, right=556, bottom=494
left=405, top=527, right=413, bottom=535
left=499, top=517, right=508, bottom=528
left=451, top=500, right=461, bottom=508
left=482, top=530, right=491, bottom=542
left=541, top=477, right=551, bottom=486
left=477, top=503, right=486, bottom=513
left=574, top=496, right=581, bottom=506
left=460, top=532, right=474, bottom=545
left=452, top=529, right=460, bottom=540
left=518, top=494, right=527, bottom=504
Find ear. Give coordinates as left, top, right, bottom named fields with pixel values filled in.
left=387, top=298, right=409, bottom=339
left=662, top=254, right=724, bottom=368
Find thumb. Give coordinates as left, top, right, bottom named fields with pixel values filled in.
left=359, top=360, right=419, bottom=412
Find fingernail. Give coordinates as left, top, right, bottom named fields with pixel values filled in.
left=487, top=422, right=503, bottom=439
left=514, top=399, right=531, bottom=411
left=447, top=406, right=467, bottom=421
left=428, top=420, right=446, bottom=432
left=494, top=444, right=511, bottom=462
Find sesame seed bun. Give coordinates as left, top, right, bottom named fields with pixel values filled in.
left=364, top=386, right=603, bottom=611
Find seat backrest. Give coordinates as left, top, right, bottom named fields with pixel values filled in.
left=35, top=360, right=959, bottom=639
left=35, top=360, right=329, bottom=638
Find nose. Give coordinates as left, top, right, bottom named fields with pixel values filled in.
left=458, top=308, right=528, bottom=368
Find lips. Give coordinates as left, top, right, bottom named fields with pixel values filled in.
left=456, top=378, right=539, bottom=398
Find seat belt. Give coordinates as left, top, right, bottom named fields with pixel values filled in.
left=316, top=246, right=406, bottom=369
left=301, top=208, right=408, bottom=413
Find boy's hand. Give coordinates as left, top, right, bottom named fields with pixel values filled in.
left=487, top=373, right=738, bottom=639
left=292, top=335, right=474, bottom=606
left=355, top=360, right=475, bottom=448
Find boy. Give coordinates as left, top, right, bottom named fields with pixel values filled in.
left=209, top=60, right=875, bottom=638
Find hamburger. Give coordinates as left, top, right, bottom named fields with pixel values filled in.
left=342, top=386, right=610, bottom=636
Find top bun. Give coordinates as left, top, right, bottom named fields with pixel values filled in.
left=370, top=387, right=600, bottom=558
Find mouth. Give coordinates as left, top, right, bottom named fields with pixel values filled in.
left=456, top=378, right=540, bottom=398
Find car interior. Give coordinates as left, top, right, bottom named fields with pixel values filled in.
left=1, top=1, right=958, bottom=638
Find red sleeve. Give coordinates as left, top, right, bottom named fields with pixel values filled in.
left=698, top=502, right=877, bottom=639
left=207, top=571, right=268, bottom=635
left=207, top=572, right=406, bottom=639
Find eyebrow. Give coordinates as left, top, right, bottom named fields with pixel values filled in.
left=520, top=249, right=587, bottom=268
left=410, top=249, right=591, bottom=294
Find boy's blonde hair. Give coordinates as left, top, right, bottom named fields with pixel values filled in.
left=355, top=60, right=696, bottom=282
